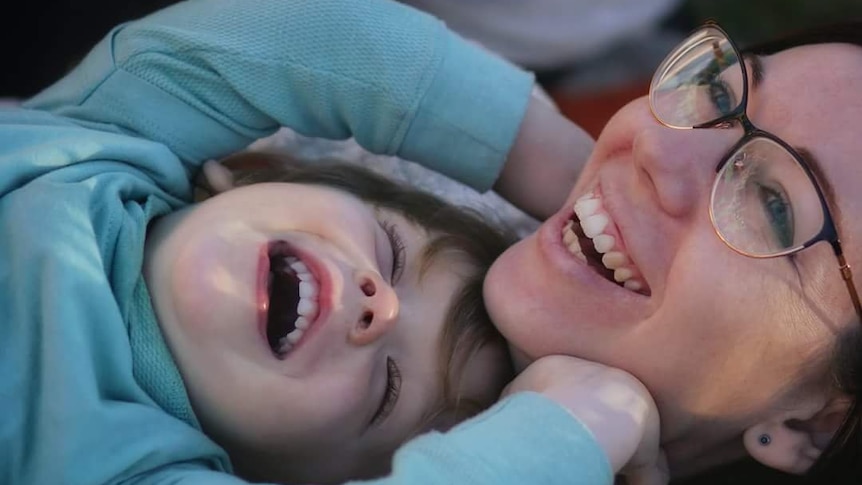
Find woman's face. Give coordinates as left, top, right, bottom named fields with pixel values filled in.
left=485, top=42, right=862, bottom=469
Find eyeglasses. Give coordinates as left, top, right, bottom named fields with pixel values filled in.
left=649, top=23, right=862, bottom=323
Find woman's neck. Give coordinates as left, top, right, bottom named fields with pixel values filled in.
left=664, top=421, right=750, bottom=478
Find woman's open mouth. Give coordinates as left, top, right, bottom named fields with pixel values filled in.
left=562, top=191, right=651, bottom=296
left=264, top=240, right=320, bottom=358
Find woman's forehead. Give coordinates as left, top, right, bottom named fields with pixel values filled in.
left=758, top=43, right=862, bottom=130
left=759, top=43, right=862, bottom=240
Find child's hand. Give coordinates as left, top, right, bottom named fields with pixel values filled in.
left=502, top=355, right=668, bottom=485
left=201, top=159, right=235, bottom=194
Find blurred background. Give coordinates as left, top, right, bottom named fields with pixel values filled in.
left=541, top=0, right=862, bottom=137
left=2, top=0, right=862, bottom=135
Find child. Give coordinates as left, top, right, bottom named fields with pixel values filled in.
left=148, top=151, right=515, bottom=483
left=2, top=144, right=514, bottom=484
left=1, top=0, right=617, bottom=484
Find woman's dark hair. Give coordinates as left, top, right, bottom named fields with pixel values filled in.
left=675, top=20, right=862, bottom=485
left=747, top=20, right=862, bottom=485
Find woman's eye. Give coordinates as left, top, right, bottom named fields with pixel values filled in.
left=707, top=78, right=735, bottom=117
left=757, top=183, right=795, bottom=249
left=379, top=220, right=406, bottom=284
left=370, top=357, right=401, bottom=427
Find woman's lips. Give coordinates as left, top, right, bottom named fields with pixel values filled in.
left=523, top=203, right=651, bottom=334
left=539, top=203, right=647, bottom=303
left=565, top=188, right=650, bottom=295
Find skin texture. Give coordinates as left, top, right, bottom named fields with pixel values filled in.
left=143, top=182, right=506, bottom=484
left=485, top=43, right=862, bottom=477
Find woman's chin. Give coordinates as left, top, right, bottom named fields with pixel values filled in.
left=483, top=235, right=565, bottom=357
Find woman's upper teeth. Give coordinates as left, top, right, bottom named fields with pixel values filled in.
left=562, top=192, right=648, bottom=294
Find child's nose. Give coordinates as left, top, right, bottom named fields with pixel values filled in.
left=348, top=269, right=399, bottom=346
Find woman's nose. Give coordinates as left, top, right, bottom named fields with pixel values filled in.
left=348, top=269, right=399, bottom=346
left=632, top=121, right=740, bottom=219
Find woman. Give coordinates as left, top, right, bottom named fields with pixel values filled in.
left=486, top=21, right=862, bottom=484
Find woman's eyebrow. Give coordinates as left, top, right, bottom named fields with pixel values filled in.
left=743, top=52, right=765, bottom=89
left=796, top=146, right=844, bottom=224
left=743, top=52, right=843, bottom=225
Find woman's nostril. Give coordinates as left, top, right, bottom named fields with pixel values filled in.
left=361, top=280, right=376, bottom=297
left=360, top=310, right=373, bottom=328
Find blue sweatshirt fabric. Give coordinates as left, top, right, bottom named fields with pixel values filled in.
left=0, top=0, right=612, bottom=483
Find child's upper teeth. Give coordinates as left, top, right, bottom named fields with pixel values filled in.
left=291, top=260, right=309, bottom=273
left=290, top=259, right=318, bottom=318
left=299, top=281, right=317, bottom=298
left=297, top=298, right=317, bottom=316
left=276, top=257, right=320, bottom=357
left=561, top=192, right=649, bottom=294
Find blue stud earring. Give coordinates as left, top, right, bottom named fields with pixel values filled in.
left=758, top=434, right=772, bottom=446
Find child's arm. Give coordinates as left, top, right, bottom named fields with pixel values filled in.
left=355, top=392, right=614, bottom=485
left=495, top=93, right=595, bottom=219
left=502, top=356, right=669, bottom=485
left=117, top=393, right=611, bottom=485
left=24, top=0, right=535, bottom=199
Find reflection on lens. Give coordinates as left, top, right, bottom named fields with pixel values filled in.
left=650, top=25, right=745, bottom=128
left=710, top=138, right=825, bottom=256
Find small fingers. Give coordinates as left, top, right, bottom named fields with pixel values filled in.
left=202, top=159, right=235, bottom=194
left=622, top=452, right=669, bottom=485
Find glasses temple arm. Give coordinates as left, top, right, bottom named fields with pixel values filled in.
left=835, top=252, right=862, bottom=324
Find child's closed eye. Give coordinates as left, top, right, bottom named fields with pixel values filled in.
left=369, top=357, right=401, bottom=426
left=378, top=220, right=406, bottom=284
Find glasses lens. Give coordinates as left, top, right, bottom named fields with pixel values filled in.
left=710, top=137, right=825, bottom=256
left=651, top=25, right=745, bottom=128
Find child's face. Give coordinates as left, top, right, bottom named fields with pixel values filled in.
left=144, top=182, right=507, bottom=483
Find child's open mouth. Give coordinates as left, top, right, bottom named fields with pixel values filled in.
left=265, top=241, right=320, bottom=358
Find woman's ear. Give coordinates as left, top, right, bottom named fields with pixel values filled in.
left=744, top=397, right=850, bottom=474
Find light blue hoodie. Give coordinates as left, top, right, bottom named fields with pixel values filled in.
left=0, top=0, right=611, bottom=483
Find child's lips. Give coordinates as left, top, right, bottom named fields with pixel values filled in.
left=256, top=240, right=332, bottom=359
left=257, top=244, right=271, bottom=342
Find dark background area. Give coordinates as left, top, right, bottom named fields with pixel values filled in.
left=3, top=0, right=862, bottom=100
left=680, top=0, right=862, bottom=46
left=0, top=0, right=175, bottom=98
